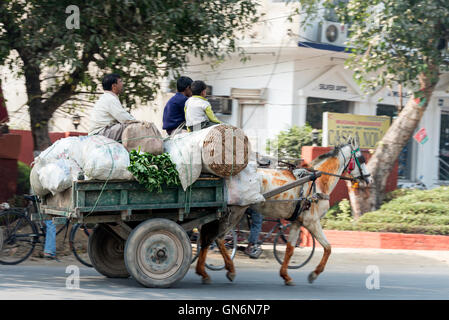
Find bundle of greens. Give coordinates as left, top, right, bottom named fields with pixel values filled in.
left=128, top=149, right=180, bottom=193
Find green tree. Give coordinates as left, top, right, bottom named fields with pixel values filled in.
left=297, top=0, right=449, bottom=214
left=0, top=0, right=260, bottom=151
left=266, top=125, right=321, bottom=159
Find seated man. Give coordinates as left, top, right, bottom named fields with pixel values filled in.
left=162, top=76, right=193, bottom=135
left=184, top=80, right=221, bottom=131
left=88, top=73, right=135, bottom=141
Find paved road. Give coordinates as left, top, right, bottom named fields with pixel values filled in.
left=0, top=248, right=448, bottom=300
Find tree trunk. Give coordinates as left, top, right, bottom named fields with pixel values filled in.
left=29, top=104, right=52, bottom=152
left=349, top=70, right=438, bottom=216
left=20, top=58, right=53, bottom=152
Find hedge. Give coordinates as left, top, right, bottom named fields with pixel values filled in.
left=322, top=187, right=449, bottom=235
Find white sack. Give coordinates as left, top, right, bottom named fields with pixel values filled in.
left=30, top=159, right=50, bottom=197
left=38, top=159, right=82, bottom=195
left=163, top=129, right=212, bottom=191
left=225, top=161, right=265, bottom=206
left=81, top=135, right=133, bottom=180
left=36, top=136, right=84, bottom=167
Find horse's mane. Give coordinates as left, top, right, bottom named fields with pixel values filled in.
left=310, top=143, right=346, bottom=167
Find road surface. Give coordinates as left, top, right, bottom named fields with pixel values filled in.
left=0, top=248, right=448, bottom=300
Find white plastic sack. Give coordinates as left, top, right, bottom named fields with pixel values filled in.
left=30, top=159, right=50, bottom=197
left=81, top=135, right=133, bottom=180
left=36, top=136, right=84, bottom=167
left=38, top=159, right=82, bottom=195
left=225, top=161, right=265, bottom=206
left=163, top=129, right=210, bottom=191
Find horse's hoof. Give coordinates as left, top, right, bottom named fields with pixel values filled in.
left=308, top=272, right=318, bottom=284
left=285, top=280, right=295, bottom=286
left=202, top=277, right=211, bottom=284
left=226, top=272, right=236, bottom=282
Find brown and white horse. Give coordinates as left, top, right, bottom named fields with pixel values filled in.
left=195, top=137, right=372, bottom=285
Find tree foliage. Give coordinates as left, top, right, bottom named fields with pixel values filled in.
left=0, top=0, right=260, bottom=150
left=297, top=0, right=449, bottom=95
left=266, top=125, right=322, bottom=159
left=293, top=0, right=449, bottom=213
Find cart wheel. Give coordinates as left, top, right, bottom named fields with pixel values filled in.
left=88, top=224, right=129, bottom=278
left=124, top=218, right=192, bottom=288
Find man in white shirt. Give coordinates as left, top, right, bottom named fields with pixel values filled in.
left=88, top=73, right=135, bottom=141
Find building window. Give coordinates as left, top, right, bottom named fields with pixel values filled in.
left=376, top=104, right=413, bottom=180
left=306, top=97, right=350, bottom=129
left=439, top=111, right=449, bottom=181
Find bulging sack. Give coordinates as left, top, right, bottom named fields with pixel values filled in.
left=122, top=121, right=163, bottom=155
left=201, top=124, right=250, bottom=177
left=225, top=161, right=265, bottom=206
left=163, top=130, right=206, bottom=191
left=81, top=135, right=133, bottom=180
left=36, top=136, right=84, bottom=167
left=30, top=160, right=50, bottom=197
left=38, top=159, right=82, bottom=195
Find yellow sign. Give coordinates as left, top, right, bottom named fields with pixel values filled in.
left=323, top=112, right=391, bottom=149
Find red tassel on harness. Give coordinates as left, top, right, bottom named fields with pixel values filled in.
left=348, top=158, right=355, bottom=173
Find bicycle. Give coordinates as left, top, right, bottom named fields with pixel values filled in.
left=189, top=227, right=237, bottom=271
left=238, top=215, right=316, bottom=269
left=0, top=195, right=92, bottom=267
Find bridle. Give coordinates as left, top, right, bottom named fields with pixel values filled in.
left=339, top=145, right=371, bottom=183
left=286, top=143, right=370, bottom=222
left=304, top=144, right=370, bottom=183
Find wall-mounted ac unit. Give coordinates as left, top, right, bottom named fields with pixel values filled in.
left=206, top=85, right=213, bottom=96
left=319, top=21, right=348, bottom=47
left=209, top=97, right=233, bottom=114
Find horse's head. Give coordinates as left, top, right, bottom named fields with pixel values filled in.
left=339, top=136, right=372, bottom=185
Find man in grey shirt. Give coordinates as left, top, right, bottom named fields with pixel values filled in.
left=88, top=73, right=135, bottom=141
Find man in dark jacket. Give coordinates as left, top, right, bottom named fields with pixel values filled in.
left=162, top=76, right=193, bottom=135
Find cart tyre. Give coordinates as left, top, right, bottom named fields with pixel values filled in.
left=88, top=224, right=129, bottom=278
left=125, top=218, right=192, bottom=288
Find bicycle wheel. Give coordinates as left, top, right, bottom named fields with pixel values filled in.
left=273, top=225, right=315, bottom=269
left=0, top=210, right=38, bottom=265
left=70, top=223, right=93, bottom=267
left=205, top=229, right=237, bottom=271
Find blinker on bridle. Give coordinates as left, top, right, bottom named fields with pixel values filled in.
left=341, top=146, right=370, bottom=181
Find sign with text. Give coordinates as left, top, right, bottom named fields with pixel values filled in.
left=323, top=112, right=391, bottom=149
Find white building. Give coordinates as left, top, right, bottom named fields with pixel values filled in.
left=175, top=1, right=449, bottom=189
left=2, top=0, right=448, bottom=188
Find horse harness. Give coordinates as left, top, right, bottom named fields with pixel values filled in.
left=286, top=146, right=369, bottom=222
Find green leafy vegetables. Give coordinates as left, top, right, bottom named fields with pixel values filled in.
left=128, top=149, right=180, bottom=193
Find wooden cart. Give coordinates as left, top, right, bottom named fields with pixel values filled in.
left=38, top=176, right=226, bottom=288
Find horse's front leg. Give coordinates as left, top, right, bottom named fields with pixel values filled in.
left=279, top=221, right=302, bottom=286
left=215, top=238, right=236, bottom=282
left=303, top=219, right=331, bottom=284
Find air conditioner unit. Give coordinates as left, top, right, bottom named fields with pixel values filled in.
left=208, top=97, right=233, bottom=114
left=319, top=21, right=348, bottom=47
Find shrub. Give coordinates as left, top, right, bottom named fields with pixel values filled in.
left=322, top=187, right=449, bottom=235
left=16, top=161, right=31, bottom=195
left=265, top=124, right=322, bottom=159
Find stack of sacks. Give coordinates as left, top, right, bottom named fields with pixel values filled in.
left=164, top=124, right=251, bottom=191
left=30, top=135, right=133, bottom=197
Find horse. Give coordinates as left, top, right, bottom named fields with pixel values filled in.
left=195, top=137, right=372, bottom=285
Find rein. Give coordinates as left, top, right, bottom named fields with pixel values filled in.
left=303, top=167, right=357, bottom=182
